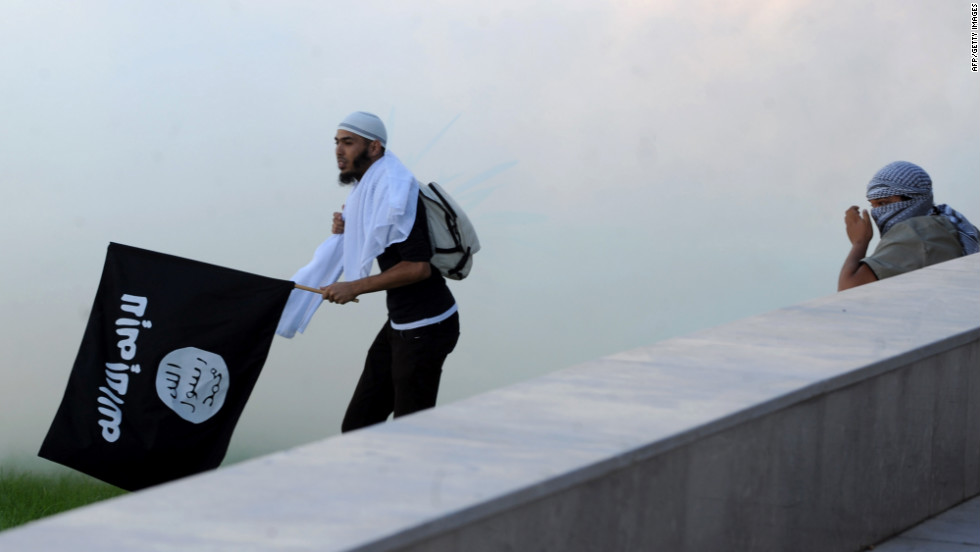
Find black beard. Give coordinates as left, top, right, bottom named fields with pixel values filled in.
left=338, top=148, right=373, bottom=186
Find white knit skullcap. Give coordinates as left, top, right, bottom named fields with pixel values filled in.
left=338, top=111, right=387, bottom=147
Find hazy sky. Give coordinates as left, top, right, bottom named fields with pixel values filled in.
left=2, top=0, right=978, bottom=469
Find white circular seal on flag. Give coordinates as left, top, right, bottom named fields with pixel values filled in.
left=155, top=347, right=229, bottom=424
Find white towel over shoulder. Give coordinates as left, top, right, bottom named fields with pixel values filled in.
left=276, top=152, right=419, bottom=338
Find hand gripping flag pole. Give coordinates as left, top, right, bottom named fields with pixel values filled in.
left=293, top=283, right=358, bottom=303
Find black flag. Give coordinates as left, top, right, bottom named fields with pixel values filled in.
left=39, top=243, right=294, bottom=491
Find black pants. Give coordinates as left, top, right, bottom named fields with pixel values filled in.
left=341, top=312, right=459, bottom=432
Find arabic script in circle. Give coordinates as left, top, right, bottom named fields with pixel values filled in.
left=155, top=347, right=229, bottom=424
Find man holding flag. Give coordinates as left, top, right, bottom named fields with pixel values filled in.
left=278, top=112, right=460, bottom=432
left=39, top=112, right=459, bottom=489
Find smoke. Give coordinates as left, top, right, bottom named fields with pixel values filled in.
left=1, top=0, right=977, bottom=470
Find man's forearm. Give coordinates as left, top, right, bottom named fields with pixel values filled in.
left=322, top=261, right=431, bottom=304
left=350, top=261, right=431, bottom=295
left=838, top=243, right=877, bottom=291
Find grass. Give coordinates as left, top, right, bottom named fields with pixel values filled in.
left=0, top=468, right=127, bottom=532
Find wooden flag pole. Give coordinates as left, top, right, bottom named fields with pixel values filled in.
left=294, top=283, right=358, bottom=303
left=293, top=284, right=322, bottom=294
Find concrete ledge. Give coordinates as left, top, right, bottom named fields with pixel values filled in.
left=873, top=495, right=980, bottom=550
left=3, top=254, right=978, bottom=551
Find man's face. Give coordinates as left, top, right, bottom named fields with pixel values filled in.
left=335, top=130, right=376, bottom=184
left=868, top=195, right=907, bottom=208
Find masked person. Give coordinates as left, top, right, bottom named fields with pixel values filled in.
left=838, top=160, right=979, bottom=291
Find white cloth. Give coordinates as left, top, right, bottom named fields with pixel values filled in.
left=341, top=152, right=419, bottom=282
left=275, top=236, right=344, bottom=338
left=276, top=152, right=419, bottom=338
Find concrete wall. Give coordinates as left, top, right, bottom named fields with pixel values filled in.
left=404, top=341, right=979, bottom=552
left=2, top=254, right=978, bottom=551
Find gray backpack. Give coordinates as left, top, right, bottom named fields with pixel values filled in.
left=419, top=181, right=480, bottom=280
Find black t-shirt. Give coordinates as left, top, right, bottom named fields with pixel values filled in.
left=377, top=197, right=456, bottom=324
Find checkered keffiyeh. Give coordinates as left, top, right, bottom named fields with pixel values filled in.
left=867, top=161, right=979, bottom=254
left=933, top=204, right=980, bottom=255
